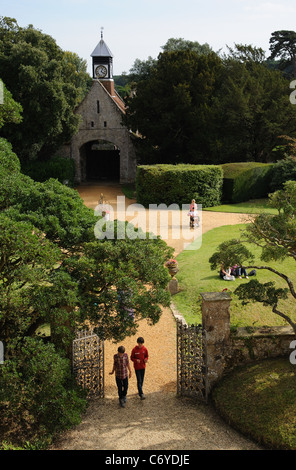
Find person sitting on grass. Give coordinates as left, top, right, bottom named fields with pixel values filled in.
left=219, top=265, right=235, bottom=281
left=231, top=264, right=249, bottom=279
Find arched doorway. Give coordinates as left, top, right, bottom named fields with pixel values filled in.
left=81, top=140, right=120, bottom=181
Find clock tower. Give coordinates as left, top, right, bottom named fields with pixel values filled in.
left=59, top=27, right=136, bottom=186
left=91, top=28, right=115, bottom=95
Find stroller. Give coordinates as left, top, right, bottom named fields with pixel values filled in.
left=187, top=199, right=199, bottom=228
left=188, top=209, right=199, bottom=227
left=188, top=199, right=199, bottom=228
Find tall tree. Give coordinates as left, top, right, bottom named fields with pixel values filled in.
left=225, top=43, right=266, bottom=63
left=161, top=37, right=212, bottom=55
left=128, top=56, right=158, bottom=83
left=62, top=51, right=92, bottom=101
left=125, top=43, right=296, bottom=164
left=212, top=50, right=296, bottom=163
left=124, top=49, right=222, bottom=164
left=269, top=30, right=296, bottom=77
left=126, top=37, right=212, bottom=84
left=0, top=17, right=91, bottom=161
left=0, top=80, right=22, bottom=128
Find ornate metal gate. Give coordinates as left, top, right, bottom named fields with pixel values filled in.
left=176, top=319, right=208, bottom=402
left=72, top=329, right=104, bottom=397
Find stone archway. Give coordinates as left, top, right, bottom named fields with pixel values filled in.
left=80, top=139, right=120, bottom=181
left=70, top=127, right=136, bottom=185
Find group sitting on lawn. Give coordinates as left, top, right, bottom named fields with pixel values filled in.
left=220, top=264, right=256, bottom=281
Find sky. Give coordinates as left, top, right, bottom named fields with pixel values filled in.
left=1, top=0, right=296, bottom=76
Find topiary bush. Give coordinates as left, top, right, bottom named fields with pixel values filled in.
left=269, top=156, right=296, bottom=192
left=221, top=162, right=274, bottom=203
left=136, top=164, right=223, bottom=207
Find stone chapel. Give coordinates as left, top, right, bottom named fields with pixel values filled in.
left=62, top=31, right=137, bottom=184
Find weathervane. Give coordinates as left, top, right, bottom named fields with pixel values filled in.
left=101, top=26, right=104, bottom=39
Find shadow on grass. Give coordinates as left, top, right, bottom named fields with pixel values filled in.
left=200, top=274, right=222, bottom=281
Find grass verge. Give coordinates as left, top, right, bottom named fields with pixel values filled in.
left=211, top=358, right=296, bottom=450
left=203, top=198, right=277, bottom=214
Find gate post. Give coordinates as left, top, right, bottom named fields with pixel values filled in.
left=201, top=292, right=232, bottom=391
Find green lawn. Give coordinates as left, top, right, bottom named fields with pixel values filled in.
left=212, top=358, right=296, bottom=450
left=174, top=224, right=296, bottom=329
left=203, top=198, right=277, bottom=214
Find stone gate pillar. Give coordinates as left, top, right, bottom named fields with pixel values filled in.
left=201, top=292, right=232, bottom=390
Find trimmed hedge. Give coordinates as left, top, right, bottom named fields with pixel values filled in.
left=21, top=157, right=75, bottom=187
left=220, top=162, right=274, bottom=203
left=269, top=156, right=296, bottom=192
left=136, top=164, right=223, bottom=208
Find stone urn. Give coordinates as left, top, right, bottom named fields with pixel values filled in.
left=165, top=260, right=179, bottom=294
left=168, top=266, right=179, bottom=278
left=165, top=260, right=179, bottom=278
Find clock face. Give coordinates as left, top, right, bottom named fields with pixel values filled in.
left=95, top=65, right=107, bottom=78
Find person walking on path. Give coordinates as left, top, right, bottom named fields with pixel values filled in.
left=109, top=346, right=132, bottom=408
left=130, top=337, right=149, bottom=400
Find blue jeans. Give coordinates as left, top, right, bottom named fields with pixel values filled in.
left=233, top=267, right=248, bottom=277
left=237, top=267, right=248, bottom=277
left=135, top=369, right=145, bottom=396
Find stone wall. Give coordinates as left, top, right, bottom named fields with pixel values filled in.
left=229, top=325, right=294, bottom=369
left=200, top=292, right=294, bottom=391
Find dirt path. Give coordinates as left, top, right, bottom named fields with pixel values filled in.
left=51, top=182, right=260, bottom=451
left=76, top=181, right=249, bottom=256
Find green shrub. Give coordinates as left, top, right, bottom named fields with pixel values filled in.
left=270, top=156, right=296, bottom=192
left=22, top=157, right=75, bottom=186
left=0, top=137, right=21, bottom=173
left=221, top=162, right=274, bottom=203
left=136, top=164, right=223, bottom=207
left=0, top=338, right=87, bottom=447
left=0, top=138, right=35, bottom=210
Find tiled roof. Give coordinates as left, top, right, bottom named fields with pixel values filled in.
left=98, top=80, right=126, bottom=113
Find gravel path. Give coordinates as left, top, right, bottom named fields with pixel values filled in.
left=51, top=182, right=261, bottom=451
